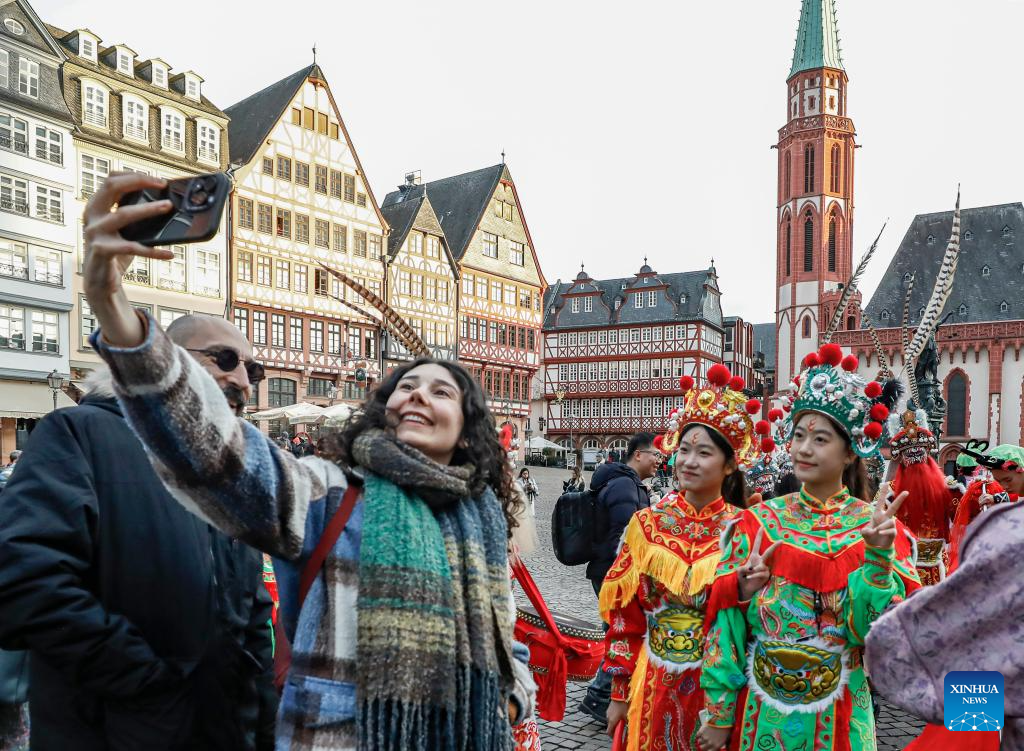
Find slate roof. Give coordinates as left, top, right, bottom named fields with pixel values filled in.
left=223, top=65, right=315, bottom=165
left=379, top=192, right=423, bottom=259
left=789, top=0, right=844, bottom=77
left=383, top=165, right=505, bottom=261
left=864, top=202, right=1024, bottom=327
left=752, top=323, right=778, bottom=370
left=542, top=266, right=717, bottom=331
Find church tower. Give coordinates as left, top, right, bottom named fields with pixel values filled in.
left=775, top=0, right=858, bottom=384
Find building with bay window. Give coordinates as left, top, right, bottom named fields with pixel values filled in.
left=0, top=0, right=77, bottom=457
left=225, top=64, right=387, bottom=424
left=540, top=262, right=728, bottom=454
left=45, top=18, right=229, bottom=384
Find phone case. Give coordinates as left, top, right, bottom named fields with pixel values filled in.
left=120, top=172, right=230, bottom=246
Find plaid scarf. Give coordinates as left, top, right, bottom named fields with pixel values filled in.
left=351, top=430, right=515, bottom=751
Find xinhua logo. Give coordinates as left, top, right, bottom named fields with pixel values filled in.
left=944, top=671, right=1004, bottom=732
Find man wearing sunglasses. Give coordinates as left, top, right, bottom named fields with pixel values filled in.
left=0, top=313, right=275, bottom=751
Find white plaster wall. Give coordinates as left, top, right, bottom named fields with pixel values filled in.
left=1000, top=351, right=1024, bottom=446
left=939, top=350, right=991, bottom=439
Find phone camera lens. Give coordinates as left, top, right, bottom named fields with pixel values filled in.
left=189, top=189, right=209, bottom=207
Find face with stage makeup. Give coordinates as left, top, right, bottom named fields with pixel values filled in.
left=789, top=412, right=854, bottom=489
left=674, top=424, right=735, bottom=498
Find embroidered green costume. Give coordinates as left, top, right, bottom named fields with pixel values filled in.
left=700, top=488, right=920, bottom=751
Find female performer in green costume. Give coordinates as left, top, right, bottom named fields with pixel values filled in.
left=696, top=343, right=920, bottom=751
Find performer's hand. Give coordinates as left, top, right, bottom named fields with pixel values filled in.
left=862, top=483, right=907, bottom=549
left=606, top=700, right=628, bottom=737
left=695, top=722, right=731, bottom=751
left=978, top=493, right=996, bottom=510
left=82, top=172, right=173, bottom=347
left=738, top=527, right=781, bottom=601
left=508, top=699, right=518, bottom=725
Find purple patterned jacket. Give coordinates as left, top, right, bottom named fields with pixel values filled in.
left=865, top=501, right=1024, bottom=748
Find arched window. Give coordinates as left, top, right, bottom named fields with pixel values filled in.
left=784, top=218, right=792, bottom=276
left=847, top=315, right=856, bottom=330
left=828, top=212, right=837, bottom=272
left=802, top=316, right=812, bottom=338
left=804, top=144, right=815, bottom=193
left=803, top=210, right=814, bottom=271
left=830, top=144, right=841, bottom=192
left=784, top=151, right=792, bottom=200
left=946, top=372, right=967, bottom=436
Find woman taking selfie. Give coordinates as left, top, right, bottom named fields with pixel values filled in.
left=696, top=344, right=920, bottom=751
left=79, top=174, right=531, bottom=750
left=600, top=366, right=768, bottom=750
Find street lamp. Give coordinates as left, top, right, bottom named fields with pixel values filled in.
left=46, top=369, right=65, bottom=411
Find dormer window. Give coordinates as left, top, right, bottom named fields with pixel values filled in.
left=152, top=65, right=167, bottom=88
left=903, top=272, right=913, bottom=283
left=958, top=304, right=968, bottom=316
left=82, top=80, right=108, bottom=128
left=634, top=293, right=644, bottom=309
left=571, top=298, right=579, bottom=314
left=122, top=96, right=147, bottom=141
left=584, top=296, right=593, bottom=313
left=184, top=75, right=201, bottom=100
left=117, top=51, right=133, bottom=76
left=964, top=229, right=974, bottom=241
left=614, top=299, right=622, bottom=310
left=197, top=119, right=219, bottom=164
left=881, top=310, right=890, bottom=321
left=1002, top=225, right=1014, bottom=238
left=982, top=265, right=991, bottom=277
left=78, top=34, right=97, bottom=61
left=926, top=235, right=935, bottom=245
left=680, top=294, right=687, bottom=304
left=1000, top=301, right=1010, bottom=313
left=161, top=108, right=184, bottom=152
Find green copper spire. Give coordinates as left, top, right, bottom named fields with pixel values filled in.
left=789, top=0, right=844, bottom=78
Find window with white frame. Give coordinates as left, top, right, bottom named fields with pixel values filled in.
left=79, top=296, right=96, bottom=346
left=640, top=360, right=650, bottom=378
left=158, top=245, right=186, bottom=291
left=611, top=399, right=620, bottom=418
left=630, top=328, right=640, bottom=343
left=634, top=292, right=643, bottom=308
left=647, top=290, right=657, bottom=307
left=584, top=296, right=593, bottom=313
left=0, top=175, right=28, bottom=215
left=426, top=235, right=440, bottom=258
left=571, top=297, right=579, bottom=313
left=0, top=304, right=25, bottom=349
left=0, top=239, right=28, bottom=279
left=186, top=77, right=200, bottom=99
left=117, top=51, right=133, bottom=76
left=80, top=154, right=109, bottom=197
left=158, top=308, right=187, bottom=328
left=79, top=37, right=95, bottom=60
left=31, top=311, right=58, bottom=352
left=482, top=232, right=498, bottom=258
left=82, top=82, right=107, bottom=127
left=641, top=327, right=651, bottom=342
left=34, top=126, right=62, bottom=163
left=0, top=51, right=6, bottom=88
left=152, top=64, right=167, bottom=88
left=18, top=59, right=38, bottom=98
left=161, top=109, right=184, bottom=152
left=629, top=360, right=640, bottom=379
left=608, top=330, right=617, bottom=344
left=0, top=114, right=28, bottom=155
left=122, top=97, right=147, bottom=141
left=197, top=121, right=218, bottom=162
left=34, top=186, right=61, bottom=223
left=609, top=361, right=619, bottom=380
left=194, top=250, right=220, bottom=295
left=509, top=241, right=525, bottom=266
left=652, top=326, right=661, bottom=341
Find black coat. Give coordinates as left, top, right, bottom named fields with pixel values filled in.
left=0, top=393, right=275, bottom=751
left=586, top=462, right=650, bottom=585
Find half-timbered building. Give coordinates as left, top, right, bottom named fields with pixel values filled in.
left=225, top=64, right=387, bottom=431
left=540, top=263, right=726, bottom=456
left=385, top=164, right=545, bottom=443
left=379, top=174, right=459, bottom=369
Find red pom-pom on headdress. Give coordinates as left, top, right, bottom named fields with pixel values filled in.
left=754, top=420, right=771, bottom=436
left=841, top=355, right=859, bottom=372
left=864, top=381, right=883, bottom=399
left=745, top=399, right=762, bottom=415
left=870, top=404, right=890, bottom=422
left=783, top=404, right=792, bottom=412
left=760, top=437, right=776, bottom=454
left=818, top=343, right=844, bottom=366
left=653, top=435, right=664, bottom=451
left=707, top=364, right=731, bottom=387
left=729, top=376, right=746, bottom=392
left=679, top=375, right=695, bottom=392
left=802, top=352, right=820, bottom=368
left=863, top=422, right=884, bottom=440
left=768, top=408, right=784, bottom=422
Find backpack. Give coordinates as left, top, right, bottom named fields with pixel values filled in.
left=551, top=488, right=599, bottom=565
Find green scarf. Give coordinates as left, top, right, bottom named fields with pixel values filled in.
left=352, top=430, right=515, bottom=751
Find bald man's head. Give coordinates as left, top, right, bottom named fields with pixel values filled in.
left=167, top=314, right=256, bottom=415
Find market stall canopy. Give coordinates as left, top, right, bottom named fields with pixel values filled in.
left=526, top=436, right=569, bottom=452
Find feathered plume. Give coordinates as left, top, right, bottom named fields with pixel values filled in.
left=903, top=188, right=962, bottom=367
left=861, top=311, right=892, bottom=379
left=879, top=379, right=905, bottom=413
left=898, top=274, right=921, bottom=408
left=822, top=222, right=887, bottom=342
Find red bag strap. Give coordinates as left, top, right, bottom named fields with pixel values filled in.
left=298, top=484, right=359, bottom=608
left=510, top=558, right=568, bottom=649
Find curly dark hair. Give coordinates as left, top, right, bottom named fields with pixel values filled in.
left=318, top=357, right=522, bottom=534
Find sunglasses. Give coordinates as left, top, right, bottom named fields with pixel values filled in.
left=187, top=347, right=265, bottom=384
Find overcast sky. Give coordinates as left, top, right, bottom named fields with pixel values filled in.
left=36, top=0, right=1024, bottom=323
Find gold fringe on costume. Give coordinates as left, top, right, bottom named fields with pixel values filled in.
left=625, top=646, right=650, bottom=751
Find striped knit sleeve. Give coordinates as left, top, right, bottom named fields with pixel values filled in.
left=91, top=313, right=324, bottom=560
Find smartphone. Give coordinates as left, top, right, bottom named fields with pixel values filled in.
left=119, top=172, right=230, bottom=246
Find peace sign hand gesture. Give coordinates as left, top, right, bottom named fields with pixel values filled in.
left=738, top=527, right=781, bottom=602
left=861, top=483, right=907, bottom=550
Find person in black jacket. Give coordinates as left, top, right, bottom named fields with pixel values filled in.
left=0, top=315, right=275, bottom=751
left=577, top=432, right=659, bottom=724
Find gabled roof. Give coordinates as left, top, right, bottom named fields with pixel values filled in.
left=224, top=65, right=314, bottom=165
left=790, top=0, right=845, bottom=78
left=752, top=322, right=777, bottom=370
left=379, top=192, right=423, bottom=258
left=864, top=202, right=1024, bottom=327
left=383, top=164, right=505, bottom=261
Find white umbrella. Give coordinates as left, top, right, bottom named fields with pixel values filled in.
left=526, top=436, right=569, bottom=452
left=316, top=403, right=354, bottom=428
left=251, top=402, right=323, bottom=422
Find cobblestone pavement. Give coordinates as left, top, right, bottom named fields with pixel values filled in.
left=515, top=466, right=924, bottom=751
